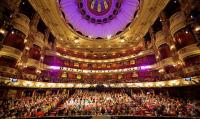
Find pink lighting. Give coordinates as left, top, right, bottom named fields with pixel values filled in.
left=49, top=66, right=60, bottom=70
left=140, top=66, right=151, bottom=70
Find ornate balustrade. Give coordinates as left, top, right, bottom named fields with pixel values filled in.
left=0, top=45, right=22, bottom=60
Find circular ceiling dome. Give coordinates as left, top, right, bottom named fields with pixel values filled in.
left=59, top=0, right=139, bottom=39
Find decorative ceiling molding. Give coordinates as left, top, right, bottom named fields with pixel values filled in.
left=29, top=0, right=169, bottom=53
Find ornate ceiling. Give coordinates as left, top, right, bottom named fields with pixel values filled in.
left=60, top=0, right=139, bottom=38
left=29, top=0, right=169, bottom=54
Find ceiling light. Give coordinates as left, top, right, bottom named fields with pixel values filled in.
left=173, top=0, right=177, bottom=3
left=106, top=35, right=112, bottom=39
left=24, top=39, right=27, bottom=43
left=108, top=45, right=111, bottom=48
left=11, top=31, right=14, bottom=34
left=185, top=30, right=189, bottom=34
left=98, top=45, right=102, bottom=48
left=0, top=29, right=5, bottom=34
left=195, top=26, right=200, bottom=32
left=36, top=69, right=41, bottom=74
left=170, top=45, right=175, bottom=49
left=120, top=39, right=125, bottom=43
left=74, top=39, right=79, bottom=43
left=60, top=38, right=63, bottom=41
left=25, top=46, right=30, bottom=50
left=159, top=69, right=164, bottom=73
left=56, top=52, right=60, bottom=55
left=40, top=56, right=44, bottom=60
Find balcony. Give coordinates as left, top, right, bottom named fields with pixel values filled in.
left=158, top=57, right=174, bottom=67
left=26, top=58, right=41, bottom=68
left=33, top=32, right=45, bottom=48
left=45, top=49, right=154, bottom=63
left=155, top=31, right=168, bottom=48
left=0, top=66, right=18, bottom=75
left=12, top=13, right=30, bottom=37
left=0, top=45, right=22, bottom=60
left=170, top=11, right=186, bottom=35
left=177, top=43, right=200, bottom=60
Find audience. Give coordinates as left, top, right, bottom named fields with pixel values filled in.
left=0, top=93, right=66, bottom=118
left=57, top=90, right=200, bottom=117
left=0, top=90, right=199, bottom=118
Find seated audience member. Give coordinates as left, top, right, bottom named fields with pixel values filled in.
left=35, top=108, right=44, bottom=117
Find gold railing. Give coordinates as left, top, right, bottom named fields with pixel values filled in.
left=177, top=43, right=200, bottom=60
left=0, top=45, right=22, bottom=60
left=26, top=58, right=40, bottom=68
left=170, top=11, right=186, bottom=35
left=45, top=49, right=155, bottom=63
left=159, top=57, right=174, bottom=67
left=0, top=75, right=199, bottom=88
left=182, top=65, right=200, bottom=74
left=155, top=31, right=168, bottom=48
left=22, top=73, right=37, bottom=80
left=12, top=13, right=30, bottom=37
left=0, top=66, right=18, bottom=75
left=33, top=32, right=44, bottom=48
